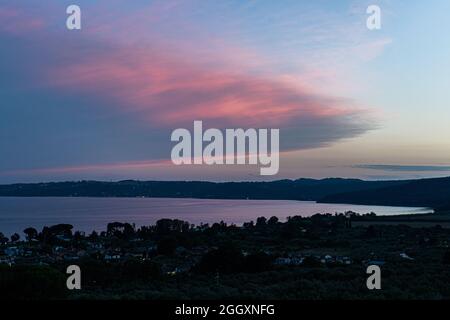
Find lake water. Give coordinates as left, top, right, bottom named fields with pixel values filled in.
left=0, top=197, right=432, bottom=236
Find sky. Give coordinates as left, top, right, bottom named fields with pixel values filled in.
left=1, top=0, right=450, bottom=182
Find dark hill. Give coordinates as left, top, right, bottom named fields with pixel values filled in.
left=0, top=178, right=407, bottom=201
left=1, top=177, right=449, bottom=210
left=319, top=176, right=450, bottom=209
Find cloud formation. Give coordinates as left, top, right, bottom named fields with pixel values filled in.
left=0, top=6, right=45, bottom=33
left=354, top=165, right=450, bottom=172
left=42, top=38, right=376, bottom=151
left=0, top=1, right=383, bottom=180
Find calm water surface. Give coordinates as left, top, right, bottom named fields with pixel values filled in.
left=0, top=197, right=432, bottom=236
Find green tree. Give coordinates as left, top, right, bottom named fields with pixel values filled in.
left=0, top=232, right=8, bottom=245
left=443, top=251, right=450, bottom=265
left=10, top=233, right=20, bottom=242
left=256, top=217, right=267, bottom=227
left=268, top=216, right=279, bottom=225
left=196, top=244, right=245, bottom=274
left=157, top=236, right=177, bottom=255
left=23, top=227, right=38, bottom=242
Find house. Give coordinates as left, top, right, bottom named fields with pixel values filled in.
left=63, top=254, right=80, bottom=261
left=400, top=253, right=414, bottom=260
left=88, top=242, right=103, bottom=250
left=274, top=257, right=291, bottom=265
left=56, top=235, right=71, bottom=242
left=335, top=256, right=352, bottom=265
left=53, top=246, right=65, bottom=254
left=0, top=255, right=14, bottom=265
left=365, top=260, right=385, bottom=266
left=130, top=253, right=145, bottom=259
left=166, top=269, right=178, bottom=276
left=77, top=250, right=87, bottom=257
left=190, top=246, right=210, bottom=256
left=23, top=249, right=34, bottom=257
left=5, top=247, right=21, bottom=257
left=175, top=246, right=188, bottom=255
left=104, top=253, right=121, bottom=261
left=291, top=257, right=304, bottom=265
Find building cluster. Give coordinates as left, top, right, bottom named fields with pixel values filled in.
left=273, top=253, right=352, bottom=266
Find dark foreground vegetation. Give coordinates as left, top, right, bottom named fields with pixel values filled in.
left=1, top=212, right=450, bottom=300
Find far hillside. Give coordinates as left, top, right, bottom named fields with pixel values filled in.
left=1, top=176, right=450, bottom=211
left=319, top=176, right=450, bottom=210
left=0, top=178, right=407, bottom=200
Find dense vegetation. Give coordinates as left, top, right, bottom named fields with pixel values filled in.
left=321, top=176, right=450, bottom=209
left=1, top=213, right=449, bottom=300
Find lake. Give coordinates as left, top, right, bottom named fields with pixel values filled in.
left=0, top=197, right=432, bottom=236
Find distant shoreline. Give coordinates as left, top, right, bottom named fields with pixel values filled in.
left=0, top=194, right=434, bottom=210
left=1, top=177, right=449, bottom=211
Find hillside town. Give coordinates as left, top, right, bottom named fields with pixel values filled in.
left=1, top=213, right=450, bottom=299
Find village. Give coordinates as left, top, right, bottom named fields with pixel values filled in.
left=0, top=223, right=359, bottom=273
left=1, top=213, right=450, bottom=299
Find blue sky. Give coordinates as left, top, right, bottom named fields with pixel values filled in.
left=1, top=0, right=450, bottom=182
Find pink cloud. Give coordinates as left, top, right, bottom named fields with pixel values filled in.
left=46, top=43, right=373, bottom=135
left=0, top=159, right=172, bottom=176
left=0, top=6, right=45, bottom=34
left=2, top=1, right=377, bottom=157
